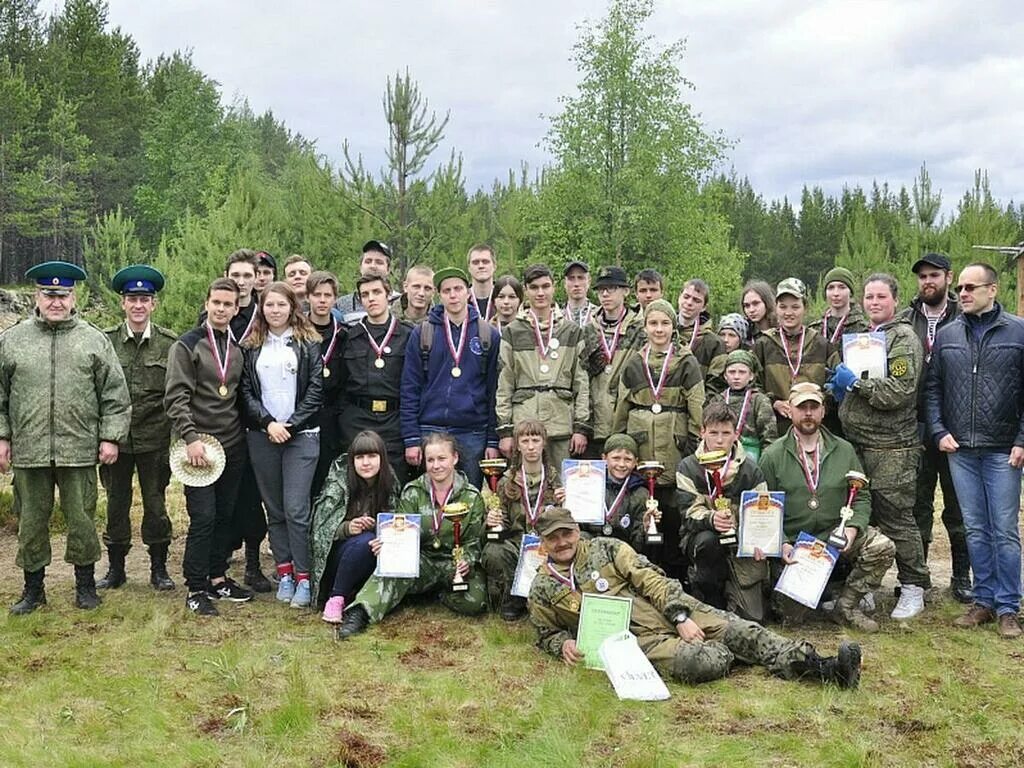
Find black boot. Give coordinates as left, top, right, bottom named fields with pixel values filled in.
left=500, top=595, right=528, bottom=622
left=10, top=569, right=46, bottom=615
left=74, top=564, right=102, bottom=610
left=148, top=543, right=175, bottom=591
left=96, top=546, right=128, bottom=590
left=795, top=641, right=861, bottom=689
left=949, top=532, right=973, bottom=604
left=243, top=542, right=273, bottom=593
left=337, top=605, right=370, bottom=639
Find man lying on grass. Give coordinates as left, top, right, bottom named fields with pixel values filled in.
left=528, top=506, right=861, bottom=688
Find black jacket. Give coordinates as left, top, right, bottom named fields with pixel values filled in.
left=924, top=303, right=1024, bottom=449
left=240, top=336, right=324, bottom=434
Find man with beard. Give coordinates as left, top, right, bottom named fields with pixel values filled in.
left=898, top=252, right=970, bottom=603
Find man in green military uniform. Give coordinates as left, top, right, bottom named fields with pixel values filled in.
left=1, top=261, right=131, bottom=613
left=97, top=265, right=178, bottom=592
left=528, top=507, right=861, bottom=688
left=759, top=382, right=896, bottom=632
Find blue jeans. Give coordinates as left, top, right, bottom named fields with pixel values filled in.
left=421, top=426, right=487, bottom=488
left=948, top=449, right=1022, bottom=615
left=330, top=531, right=377, bottom=601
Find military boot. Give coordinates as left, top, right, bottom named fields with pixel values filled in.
left=500, top=595, right=528, bottom=622
left=949, top=532, right=973, bottom=604
left=10, top=569, right=46, bottom=615
left=243, top=542, right=273, bottom=593
left=74, top=565, right=102, bottom=610
left=831, top=592, right=879, bottom=633
left=96, top=546, right=128, bottom=590
left=795, top=641, right=861, bottom=689
left=337, top=605, right=370, bottom=639
left=149, top=543, right=175, bottom=591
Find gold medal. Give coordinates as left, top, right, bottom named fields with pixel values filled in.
left=218, top=384, right=228, bottom=397
left=451, top=366, right=462, bottom=378
left=323, top=367, right=331, bottom=378
left=374, top=357, right=385, bottom=369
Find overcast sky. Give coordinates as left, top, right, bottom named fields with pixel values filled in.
left=103, top=0, right=1024, bottom=217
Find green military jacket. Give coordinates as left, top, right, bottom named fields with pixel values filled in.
left=838, top=317, right=922, bottom=449
left=396, top=471, right=485, bottom=575
left=0, top=312, right=130, bottom=468
left=612, top=343, right=705, bottom=482
left=496, top=464, right=563, bottom=535
left=528, top=537, right=695, bottom=659
left=104, top=321, right=177, bottom=454
left=758, top=427, right=871, bottom=543
left=706, top=387, right=778, bottom=460
left=809, top=304, right=870, bottom=356
left=496, top=306, right=591, bottom=440
left=582, top=306, right=646, bottom=441
left=753, top=326, right=835, bottom=407
left=677, top=440, right=767, bottom=535
left=678, top=314, right=725, bottom=377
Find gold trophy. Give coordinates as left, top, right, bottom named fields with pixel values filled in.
left=480, top=458, right=508, bottom=541
left=698, top=450, right=736, bottom=547
left=637, top=461, right=665, bottom=545
left=443, top=501, right=471, bottom=593
left=828, top=471, right=869, bottom=550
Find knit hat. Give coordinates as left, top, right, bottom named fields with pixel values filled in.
left=603, top=433, right=638, bottom=457
left=644, top=298, right=676, bottom=322
left=822, top=267, right=855, bottom=293
left=717, top=313, right=749, bottom=338
left=725, top=349, right=756, bottom=372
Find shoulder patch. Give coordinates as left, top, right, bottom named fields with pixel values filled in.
left=891, top=357, right=909, bottom=377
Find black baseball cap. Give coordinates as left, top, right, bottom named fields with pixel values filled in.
left=362, top=240, right=393, bottom=261
left=563, top=260, right=590, bottom=277
left=912, top=252, right=951, bottom=273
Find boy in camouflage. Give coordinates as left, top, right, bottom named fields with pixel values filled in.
left=706, top=349, right=776, bottom=461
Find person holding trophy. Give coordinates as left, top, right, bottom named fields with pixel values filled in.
left=338, top=433, right=486, bottom=638
left=577, top=433, right=648, bottom=549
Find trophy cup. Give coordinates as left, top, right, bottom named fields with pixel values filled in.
left=698, top=450, right=736, bottom=547
left=637, top=461, right=665, bottom=544
left=443, top=501, right=471, bottom=592
left=827, top=471, right=869, bottom=550
left=479, top=458, right=508, bottom=541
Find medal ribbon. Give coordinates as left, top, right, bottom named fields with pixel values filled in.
left=444, top=314, right=469, bottom=369
left=706, top=455, right=733, bottom=502
left=598, top=307, right=626, bottom=365
left=780, top=327, right=806, bottom=380
left=321, top=317, right=341, bottom=367
left=520, top=465, right=546, bottom=530
left=605, top=477, right=631, bottom=523
left=822, top=310, right=847, bottom=344
left=642, top=344, right=674, bottom=404
left=470, top=292, right=495, bottom=322
left=529, top=309, right=555, bottom=360
left=795, top=434, right=821, bottom=495
left=361, top=315, right=399, bottom=362
left=731, top=389, right=754, bottom=438
left=545, top=560, right=577, bottom=593
left=688, top=315, right=701, bottom=351
left=428, top=481, right=455, bottom=537
left=239, top=306, right=258, bottom=343
left=205, top=322, right=231, bottom=390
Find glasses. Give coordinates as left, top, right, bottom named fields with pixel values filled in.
left=955, top=282, right=994, bottom=293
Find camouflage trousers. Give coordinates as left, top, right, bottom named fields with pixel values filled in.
left=641, top=601, right=815, bottom=684
left=857, top=446, right=931, bottom=589
left=686, top=529, right=770, bottom=623
left=481, top=537, right=521, bottom=609
left=771, top=525, right=895, bottom=623
left=14, top=465, right=101, bottom=572
left=352, top=556, right=487, bottom=623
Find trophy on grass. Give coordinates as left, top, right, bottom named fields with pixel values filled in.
left=480, top=458, right=508, bottom=541
left=698, top=450, right=736, bottom=547
left=637, top=461, right=665, bottom=545
left=828, top=471, right=868, bottom=550
left=443, top=501, right=471, bottom=592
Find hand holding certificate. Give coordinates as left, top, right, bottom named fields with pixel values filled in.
left=563, top=460, right=606, bottom=525
left=842, top=331, right=887, bottom=380
left=375, top=513, right=421, bottom=578
left=737, top=491, right=785, bottom=558
left=511, top=533, right=546, bottom=598
left=773, top=532, right=838, bottom=609
left=576, top=593, right=633, bottom=670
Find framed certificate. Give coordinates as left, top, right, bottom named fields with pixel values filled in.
left=773, top=531, right=839, bottom=609
left=576, top=593, right=632, bottom=670
left=511, top=533, right=546, bottom=598
left=842, top=331, right=887, bottom=380
left=563, top=460, right=606, bottom=525
left=374, top=513, right=421, bottom=579
left=737, top=490, right=785, bottom=558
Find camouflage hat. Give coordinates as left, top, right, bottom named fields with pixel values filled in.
left=536, top=506, right=579, bottom=536
left=776, top=277, right=808, bottom=301
left=725, top=349, right=757, bottom=372
left=594, top=266, right=630, bottom=289
left=644, top=298, right=676, bottom=322
left=789, top=381, right=824, bottom=406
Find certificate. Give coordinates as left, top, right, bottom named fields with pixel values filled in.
left=374, top=513, right=421, bottom=579
left=563, top=460, right=606, bottom=525
left=598, top=632, right=671, bottom=701
left=511, top=533, right=546, bottom=598
left=737, top=490, right=784, bottom=558
left=842, top=331, right=887, bottom=380
left=773, top=531, right=839, bottom=609
left=576, top=593, right=632, bottom=670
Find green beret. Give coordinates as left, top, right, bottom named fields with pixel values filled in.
left=433, top=267, right=470, bottom=290
left=603, top=433, right=639, bottom=457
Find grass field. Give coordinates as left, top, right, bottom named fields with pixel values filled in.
left=1, top=480, right=1023, bottom=768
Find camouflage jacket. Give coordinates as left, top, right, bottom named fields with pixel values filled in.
left=0, top=312, right=130, bottom=468
left=578, top=473, right=648, bottom=549
left=706, top=387, right=778, bottom=458
left=758, top=427, right=872, bottom=542
left=582, top=307, right=646, bottom=440
left=105, top=321, right=177, bottom=454
left=753, top=326, right=835, bottom=406
left=612, top=343, right=705, bottom=482
left=396, top=471, right=485, bottom=574
left=496, top=464, right=563, bottom=535
left=809, top=304, right=870, bottom=356
left=677, top=440, right=766, bottom=536
left=838, top=318, right=922, bottom=449
left=678, top=313, right=725, bottom=377
left=309, top=454, right=401, bottom=603
left=528, top=537, right=696, bottom=659
left=496, top=306, right=591, bottom=440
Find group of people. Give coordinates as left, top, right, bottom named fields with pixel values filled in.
left=2, top=241, right=1022, bottom=693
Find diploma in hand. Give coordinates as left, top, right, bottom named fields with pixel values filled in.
left=737, top=491, right=785, bottom=558
left=511, top=533, right=546, bottom=598
left=774, top=532, right=839, bottom=609
left=828, top=471, right=868, bottom=550
left=842, top=331, right=887, bottom=380
left=637, top=461, right=664, bottom=544
left=577, top=593, right=633, bottom=670
left=480, top=458, right=508, bottom=541
left=563, top=460, right=606, bottom=525
left=443, top=502, right=470, bottom=593
left=374, top=513, right=421, bottom=579
left=698, top=450, right=735, bottom=547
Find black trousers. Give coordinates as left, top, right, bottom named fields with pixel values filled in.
left=229, top=454, right=268, bottom=551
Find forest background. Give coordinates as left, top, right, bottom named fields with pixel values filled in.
left=0, top=0, right=1022, bottom=333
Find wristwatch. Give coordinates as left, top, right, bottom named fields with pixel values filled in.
left=673, top=609, right=690, bottom=625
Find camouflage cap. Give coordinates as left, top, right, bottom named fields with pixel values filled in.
left=536, top=506, right=579, bottom=536
left=594, top=266, right=630, bottom=289
left=776, top=277, right=807, bottom=301
left=789, top=381, right=824, bottom=406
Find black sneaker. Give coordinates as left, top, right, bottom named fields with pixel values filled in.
left=186, top=591, right=219, bottom=616
left=210, top=577, right=253, bottom=602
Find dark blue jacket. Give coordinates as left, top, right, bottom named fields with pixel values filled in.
left=400, top=304, right=500, bottom=448
left=924, top=302, right=1024, bottom=449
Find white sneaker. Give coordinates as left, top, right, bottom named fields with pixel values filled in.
left=890, top=584, right=925, bottom=620
left=859, top=592, right=876, bottom=614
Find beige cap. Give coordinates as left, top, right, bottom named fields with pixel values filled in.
left=789, top=381, right=824, bottom=406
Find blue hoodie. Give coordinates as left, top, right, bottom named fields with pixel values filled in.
left=400, top=304, right=500, bottom=448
